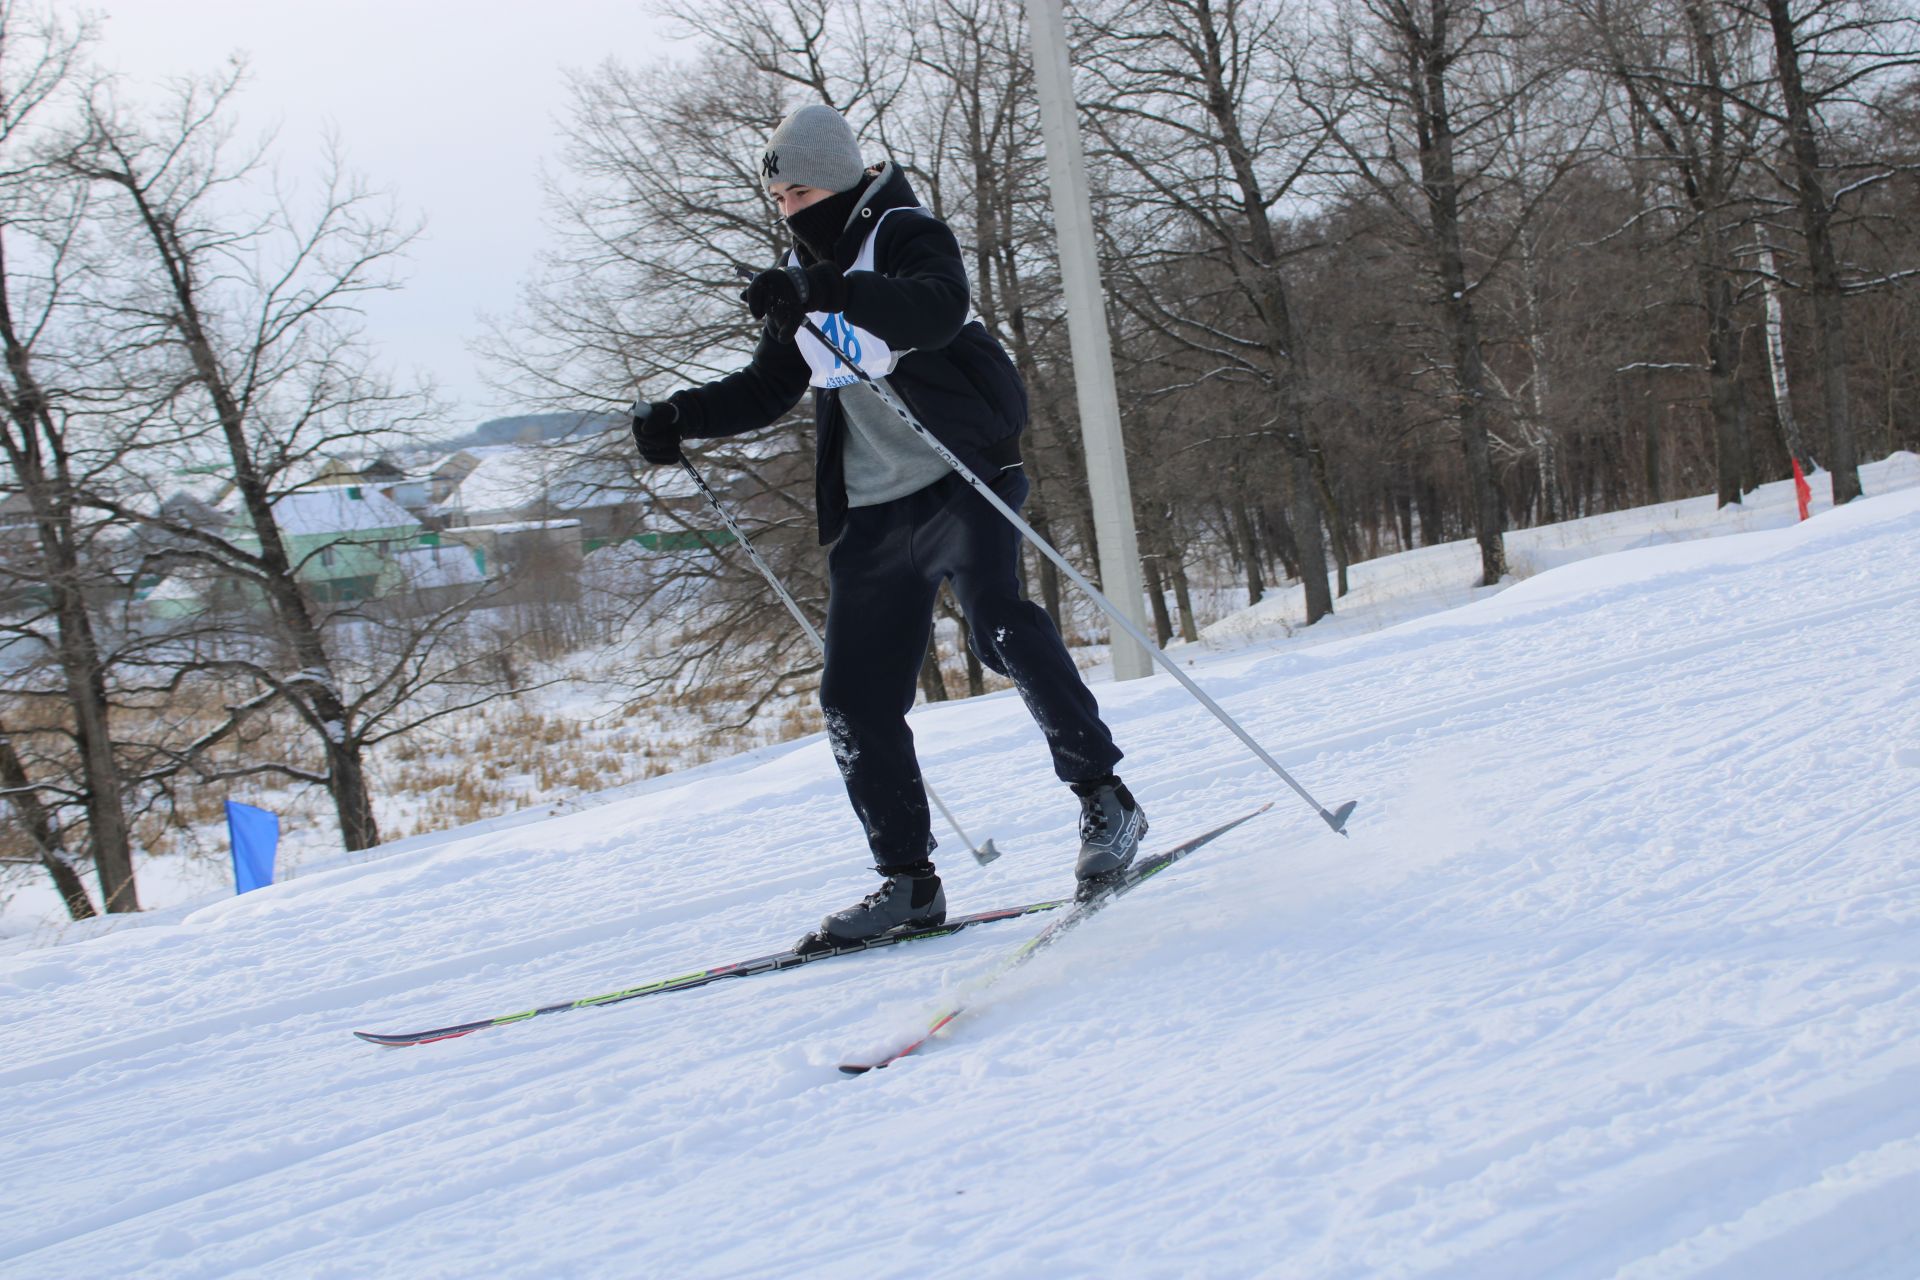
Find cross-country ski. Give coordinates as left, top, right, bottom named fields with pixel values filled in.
left=352, top=897, right=1068, bottom=1047
left=840, top=805, right=1272, bottom=1073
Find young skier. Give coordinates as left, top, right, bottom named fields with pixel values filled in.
left=630, top=103, right=1145, bottom=945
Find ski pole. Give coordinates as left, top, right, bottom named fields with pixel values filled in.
left=675, top=454, right=1003, bottom=865
left=748, top=278, right=1356, bottom=835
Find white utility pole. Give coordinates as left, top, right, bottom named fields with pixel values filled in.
left=1023, top=0, right=1153, bottom=680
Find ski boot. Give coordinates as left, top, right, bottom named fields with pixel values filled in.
left=1073, top=777, right=1148, bottom=900
left=796, top=867, right=946, bottom=954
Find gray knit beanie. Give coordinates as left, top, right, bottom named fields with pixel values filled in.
left=760, top=104, right=865, bottom=194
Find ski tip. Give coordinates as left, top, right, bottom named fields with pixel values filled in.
left=1324, top=799, right=1358, bottom=835
left=838, top=1062, right=879, bottom=1076
left=354, top=1027, right=474, bottom=1048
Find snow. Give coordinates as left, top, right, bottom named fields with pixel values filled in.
left=256, top=484, right=420, bottom=536
left=448, top=517, right=582, bottom=534
left=3, top=458, right=1919, bottom=1277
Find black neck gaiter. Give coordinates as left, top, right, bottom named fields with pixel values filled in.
left=786, top=173, right=874, bottom=263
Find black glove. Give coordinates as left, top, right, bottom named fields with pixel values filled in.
left=742, top=262, right=848, bottom=342
left=631, top=398, right=683, bottom=466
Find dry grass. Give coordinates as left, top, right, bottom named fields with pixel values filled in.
left=371, top=687, right=830, bottom=840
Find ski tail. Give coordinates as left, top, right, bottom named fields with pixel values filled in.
left=838, top=803, right=1274, bottom=1074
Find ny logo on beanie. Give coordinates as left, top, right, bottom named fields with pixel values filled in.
left=761, top=104, right=863, bottom=194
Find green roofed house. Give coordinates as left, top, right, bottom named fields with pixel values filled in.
left=231, top=483, right=438, bottom=605
left=138, top=476, right=486, bottom=623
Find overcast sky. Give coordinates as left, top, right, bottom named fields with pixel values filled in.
left=95, top=0, right=682, bottom=428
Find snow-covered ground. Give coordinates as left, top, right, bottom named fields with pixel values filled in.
left=3, top=457, right=1918, bottom=1278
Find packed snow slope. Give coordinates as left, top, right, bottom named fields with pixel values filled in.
left=4, top=466, right=1919, bottom=1278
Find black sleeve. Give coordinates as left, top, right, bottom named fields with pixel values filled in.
left=841, top=213, right=971, bottom=351
left=666, top=325, right=811, bottom=439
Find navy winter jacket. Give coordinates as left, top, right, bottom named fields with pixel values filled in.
left=667, top=164, right=1027, bottom=544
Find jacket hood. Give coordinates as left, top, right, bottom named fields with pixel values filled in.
left=797, top=162, right=922, bottom=268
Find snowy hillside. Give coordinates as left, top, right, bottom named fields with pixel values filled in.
left=4, top=461, right=1919, bottom=1278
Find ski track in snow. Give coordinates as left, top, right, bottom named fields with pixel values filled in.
left=2, top=475, right=1919, bottom=1277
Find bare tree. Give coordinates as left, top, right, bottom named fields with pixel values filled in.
left=1308, top=0, right=1594, bottom=582
left=64, top=68, right=527, bottom=853
left=1076, top=0, right=1339, bottom=621
left=1579, top=0, right=1774, bottom=506
left=0, top=4, right=144, bottom=911
left=1738, top=0, right=1919, bottom=502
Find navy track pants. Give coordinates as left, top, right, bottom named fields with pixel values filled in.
left=819, top=469, right=1123, bottom=872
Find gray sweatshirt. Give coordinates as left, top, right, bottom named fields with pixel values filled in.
left=840, top=381, right=952, bottom=506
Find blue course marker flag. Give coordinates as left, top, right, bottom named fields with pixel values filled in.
left=226, top=800, right=280, bottom=894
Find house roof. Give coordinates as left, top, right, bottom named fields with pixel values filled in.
left=391, top=545, right=487, bottom=589
left=435, top=437, right=644, bottom=516
left=266, top=484, right=421, bottom=536
left=545, top=450, right=645, bottom=512
left=142, top=574, right=203, bottom=603
left=444, top=447, right=548, bottom=514
left=426, top=446, right=513, bottom=482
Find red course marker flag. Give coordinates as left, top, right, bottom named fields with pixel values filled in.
left=1792, top=457, right=1812, bottom=522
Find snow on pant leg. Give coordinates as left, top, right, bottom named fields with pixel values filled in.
left=820, top=496, right=944, bottom=872
left=932, top=469, right=1124, bottom=785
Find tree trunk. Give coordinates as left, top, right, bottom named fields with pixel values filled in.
left=1413, top=10, right=1507, bottom=584
left=1027, top=506, right=1065, bottom=635
left=1520, top=238, right=1564, bottom=524
left=1282, top=438, right=1333, bottom=619
left=1142, top=555, right=1174, bottom=647
left=918, top=631, right=949, bottom=703
left=1641, top=373, right=1665, bottom=503
left=1416, top=468, right=1445, bottom=546
left=0, top=724, right=97, bottom=920
left=939, top=592, right=986, bottom=698
left=1231, top=497, right=1265, bottom=606
left=1169, top=558, right=1199, bottom=643
left=1182, top=0, right=1333, bottom=621
left=1764, top=0, right=1862, bottom=504
left=1259, top=502, right=1302, bottom=582
left=1701, top=255, right=1750, bottom=507
left=0, top=259, right=140, bottom=911
left=1755, top=232, right=1811, bottom=468
left=323, top=723, right=382, bottom=852
left=1309, top=447, right=1352, bottom=597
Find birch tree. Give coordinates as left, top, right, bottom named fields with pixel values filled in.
left=1739, top=0, right=1918, bottom=503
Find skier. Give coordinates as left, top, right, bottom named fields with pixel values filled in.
left=630, top=103, right=1145, bottom=945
